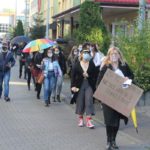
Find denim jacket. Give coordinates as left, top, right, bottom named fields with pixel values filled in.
left=42, top=58, right=62, bottom=77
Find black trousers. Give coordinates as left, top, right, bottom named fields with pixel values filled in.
left=27, top=69, right=35, bottom=89
left=106, top=125, right=119, bottom=143
left=36, top=83, right=42, bottom=97
left=19, top=61, right=27, bottom=78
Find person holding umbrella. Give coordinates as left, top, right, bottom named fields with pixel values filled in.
left=22, top=38, right=55, bottom=98
left=96, top=46, right=134, bottom=150
left=32, top=51, right=43, bottom=99
left=0, top=42, right=15, bottom=101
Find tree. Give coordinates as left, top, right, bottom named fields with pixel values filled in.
left=13, top=20, right=24, bottom=37
left=115, top=20, right=150, bottom=92
left=75, top=1, right=110, bottom=53
left=30, top=12, right=45, bottom=40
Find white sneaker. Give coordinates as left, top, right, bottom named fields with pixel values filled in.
left=86, top=117, right=95, bottom=129
left=78, top=117, right=84, bottom=127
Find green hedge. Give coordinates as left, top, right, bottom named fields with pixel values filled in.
left=115, top=21, right=150, bottom=92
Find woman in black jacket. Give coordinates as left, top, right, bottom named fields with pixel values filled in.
left=97, top=46, right=134, bottom=150
left=71, top=45, right=98, bottom=129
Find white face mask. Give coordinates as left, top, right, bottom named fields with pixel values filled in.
left=54, top=51, right=59, bottom=55
left=91, top=52, right=94, bottom=57
left=74, top=51, right=78, bottom=55
left=78, top=47, right=82, bottom=51
left=48, top=53, right=53, bottom=57
left=110, top=54, right=119, bottom=62
left=89, top=47, right=93, bottom=51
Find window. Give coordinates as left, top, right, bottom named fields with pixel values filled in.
left=112, top=23, right=127, bottom=37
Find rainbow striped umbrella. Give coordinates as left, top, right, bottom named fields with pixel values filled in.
left=23, top=39, right=55, bottom=53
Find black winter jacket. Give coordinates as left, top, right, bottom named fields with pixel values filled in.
left=96, top=62, right=134, bottom=126
left=71, top=60, right=98, bottom=92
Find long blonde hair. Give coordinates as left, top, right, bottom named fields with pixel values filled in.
left=101, top=46, right=126, bottom=68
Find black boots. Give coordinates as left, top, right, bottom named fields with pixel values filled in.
left=53, top=97, right=56, bottom=102
left=37, top=92, right=40, bottom=99
left=57, top=95, right=61, bottom=102
left=52, top=95, right=61, bottom=102
left=45, top=100, right=49, bottom=107
left=106, top=137, right=119, bottom=150
left=4, top=97, right=10, bottom=102
left=106, top=137, right=112, bottom=150
left=111, top=141, right=119, bottom=149
left=28, top=84, right=30, bottom=91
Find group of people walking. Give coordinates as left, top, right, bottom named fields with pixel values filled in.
left=17, top=44, right=67, bottom=107
left=0, top=39, right=134, bottom=150
left=68, top=42, right=134, bottom=150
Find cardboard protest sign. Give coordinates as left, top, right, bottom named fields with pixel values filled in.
left=93, top=69, right=143, bottom=117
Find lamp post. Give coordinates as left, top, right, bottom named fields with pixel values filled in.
left=25, top=0, right=29, bottom=36
left=15, top=0, right=17, bottom=26
left=46, top=0, right=50, bottom=38
left=138, top=0, right=146, bottom=30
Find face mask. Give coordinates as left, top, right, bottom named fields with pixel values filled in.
left=48, top=53, right=53, bottom=57
left=54, top=51, right=59, bottom=55
left=89, top=47, right=93, bottom=51
left=30, top=53, right=33, bottom=57
left=74, top=51, right=78, bottom=55
left=83, top=53, right=91, bottom=61
left=2, top=47, right=8, bottom=52
left=78, top=47, right=82, bottom=51
left=91, top=52, right=94, bottom=57
left=110, top=54, right=118, bottom=62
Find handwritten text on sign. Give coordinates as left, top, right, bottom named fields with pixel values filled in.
left=94, top=69, right=143, bottom=117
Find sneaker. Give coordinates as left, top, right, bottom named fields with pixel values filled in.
left=78, top=116, right=84, bottom=127
left=4, top=97, right=10, bottom=102
left=86, top=117, right=95, bottom=129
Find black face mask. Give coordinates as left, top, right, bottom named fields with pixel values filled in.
left=2, top=47, right=8, bottom=52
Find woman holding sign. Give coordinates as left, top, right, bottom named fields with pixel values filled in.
left=97, top=46, right=134, bottom=150
left=71, top=43, right=98, bottom=129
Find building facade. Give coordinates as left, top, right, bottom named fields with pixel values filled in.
left=52, top=0, right=150, bottom=39
left=0, top=10, right=15, bottom=34
left=29, top=0, right=150, bottom=39
left=52, top=0, right=86, bottom=39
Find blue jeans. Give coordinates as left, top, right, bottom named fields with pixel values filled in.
left=52, top=75, right=63, bottom=98
left=0, top=71, right=11, bottom=98
left=43, top=71, right=56, bottom=101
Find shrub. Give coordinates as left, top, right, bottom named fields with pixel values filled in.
left=115, top=21, right=150, bottom=92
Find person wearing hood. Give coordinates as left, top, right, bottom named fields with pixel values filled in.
left=0, top=42, right=15, bottom=101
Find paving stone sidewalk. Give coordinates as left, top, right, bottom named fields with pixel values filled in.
left=0, top=61, right=149, bottom=150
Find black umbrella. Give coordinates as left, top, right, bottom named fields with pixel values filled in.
left=11, top=35, right=31, bottom=45
left=56, top=38, right=68, bottom=44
